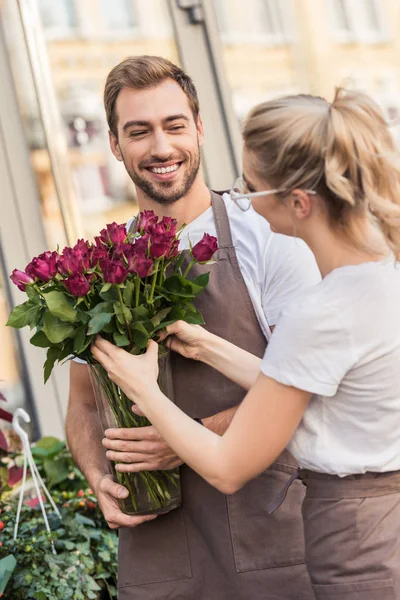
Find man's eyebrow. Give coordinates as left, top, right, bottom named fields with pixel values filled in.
left=163, top=114, right=190, bottom=123
left=122, top=120, right=151, bottom=131
left=122, top=114, right=190, bottom=132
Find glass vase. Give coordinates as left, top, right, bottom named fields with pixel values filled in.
left=89, top=348, right=181, bottom=516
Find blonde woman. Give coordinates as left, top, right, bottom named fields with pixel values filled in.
left=92, top=89, right=400, bottom=599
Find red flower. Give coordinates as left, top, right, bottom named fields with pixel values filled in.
left=191, top=234, right=218, bottom=262
left=57, top=247, right=81, bottom=275
left=106, top=222, right=127, bottom=245
left=26, top=251, right=58, bottom=282
left=90, top=245, right=109, bottom=268
left=159, top=216, right=178, bottom=237
left=10, top=269, right=34, bottom=291
left=133, top=235, right=150, bottom=256
left=150, top=235, right=173, bottom=259
left=100, top=258, right=128, bottom=284
left=96, top=222, right=127, bottom=247
left=130, top=255, right=154, bottom=278
left=168, top=239, right=180, bottom=259
left=136, top=210, right=158, bottom=234
left=8, top=466, right=24, bottom=487
left=64, top=273, right=91, bottom=297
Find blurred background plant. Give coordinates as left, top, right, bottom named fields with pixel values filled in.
left=0, top=397, right=117, bottom=600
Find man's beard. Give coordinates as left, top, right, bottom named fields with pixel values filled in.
left=121, top=147, right=201, bottom=205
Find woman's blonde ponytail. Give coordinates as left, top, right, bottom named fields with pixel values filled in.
left=243, top=88, right=400, bottom=260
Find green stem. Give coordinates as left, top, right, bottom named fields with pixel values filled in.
left=135, top=276, right=140, bottom=308
left=117, top=285, right=133, bottom=345
left=182, top=258, right=195, bottom=278
left=148, top=260, right=160, bottom=303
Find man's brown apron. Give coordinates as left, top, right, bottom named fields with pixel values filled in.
left=118, top=192, right=313, bottom=600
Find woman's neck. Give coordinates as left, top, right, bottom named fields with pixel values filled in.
left=302, top=219, right=389, bottom=278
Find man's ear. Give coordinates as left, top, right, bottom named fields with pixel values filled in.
left=109, top=130, right=123, bottom=162
left=196, top=115, right=204, bottom=147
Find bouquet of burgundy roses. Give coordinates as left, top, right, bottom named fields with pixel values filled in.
left=7, top=211, right=218, bottom=515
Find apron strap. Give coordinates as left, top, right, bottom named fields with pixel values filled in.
left=210, top=191, right=234, bottom=249
left=267, top=469, right=301, bottom=515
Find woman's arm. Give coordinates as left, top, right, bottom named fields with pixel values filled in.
left=164, top=321, right=262, bottom=391
left=92, top=339, right=310, bottom=494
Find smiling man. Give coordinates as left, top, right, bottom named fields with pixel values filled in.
left=66, top=56, right=319, bottom=600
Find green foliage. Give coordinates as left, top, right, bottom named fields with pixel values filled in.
left=0, top=437, right=117, bottom=600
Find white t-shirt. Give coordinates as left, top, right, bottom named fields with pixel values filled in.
left=261, top=257, right=400, bottom=476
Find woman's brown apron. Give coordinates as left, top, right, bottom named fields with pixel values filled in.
left=118, top=192, right=313, bottom=600
left=300, top=470, right=400, bottom=600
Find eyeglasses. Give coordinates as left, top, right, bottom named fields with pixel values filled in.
left=229, top=176, right=316, bottom=212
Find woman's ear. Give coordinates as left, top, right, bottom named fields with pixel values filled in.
left=290, top=189, right=313, bottom=220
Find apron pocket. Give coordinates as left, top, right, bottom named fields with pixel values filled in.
left=227, top=466, right=306, bottom=572
left=312, top=578, right=394, bottom=599
left=118, top=506, right=192, bottom=588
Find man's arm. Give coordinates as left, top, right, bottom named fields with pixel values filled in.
left=66, top=361, right=156, bottom=528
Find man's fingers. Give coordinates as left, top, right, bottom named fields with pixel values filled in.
left=106, top=450, right=154, bottom=463
left=107, top=513, right=158, bottom=528
left=104, top=426, right=158, bottom=442
left=115, top=462, right=155, bottom=473
left=100, top=476, right=129, bottom=499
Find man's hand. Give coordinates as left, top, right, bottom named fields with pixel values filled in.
left=103, top=424, right=183, bottom=472
left=95, top=474, right=158, bottom=529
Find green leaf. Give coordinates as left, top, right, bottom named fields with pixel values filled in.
left=43, top=312, right=75, bottom=344
left=184, top=307, right=205, bottom=325
left=131, top=306, right=150, bottom=322
left=75, top=514, right=96, bottom=527
left=25, top=285, right=41, bottom=302
left=87, top=313, right=113, bottom=336
left=87, top=302, right=114, bottom=316
left=114, top=302, right=132, bottom=325
left=6, top=300, right=42, bottom=329
left=44, top=457, right=70, bottom=486
left=151, top=307, right=172, bottom=327
left=44, top=290, right=78, bottom=323
left=44, top=347, right=60, bottom=383
left=30, top=329, right=53, bottom=348
left=191, top=272, right=210, bottom=288
left=113, top=332, right=130, bottom=347
left=99, top=286, right=119, bottom=302
left=123, top=280, right=135, bottom=306
left=35, top=436, right=65, bottom=452
left=73, top=325, right=87, bottom=353
left=131, top=322, right=149, bottom=349
left=100, top=283, right=112, bottom=294
left=0, top=555, right=17, bottom=595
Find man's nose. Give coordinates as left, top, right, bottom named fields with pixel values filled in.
left=150, top=131, right=174, bottom=160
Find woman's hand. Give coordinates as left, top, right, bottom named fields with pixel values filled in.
left=91, top=337, right=159, bottom=403
left=160, top=320, right=212, bottom=361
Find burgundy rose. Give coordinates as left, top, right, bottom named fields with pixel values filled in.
left=130, top=255, right=154, bottom=278
left=191, top=234, right=218, bottom=263
left=95, top=222, right=127, bottom=247
left=90, top=245, right=109, bottom=268
left=100, top=257, right=128, bottom=284
left=150, top=234, right=173, bottom=259
left=10, top=269, right=34, bottom=291
left=133, top=234, right=150, bottom=256
left=168, top=238, right=180, bottom=259
left=135, top=210, right=158, bottom=234
left=26, top=251, right=58, bottom=282
left=64, top=272, right=90, bottom=297
left=159, top=216, right=178, bottom=237
left=106, top=222, right=127, bottom=245
left=57, top=247, right=81, bottom=275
